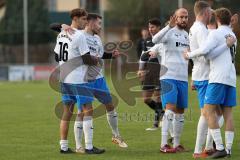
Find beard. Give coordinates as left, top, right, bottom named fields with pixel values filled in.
left=176, top=23, right=187, bottom=30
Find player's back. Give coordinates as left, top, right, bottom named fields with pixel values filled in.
left=189, top=21, right=210, bottom=81
left=54, top=29, right=90, bottom=84
left=209, top=25, right=237, bottom=87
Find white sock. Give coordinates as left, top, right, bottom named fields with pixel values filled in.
left=209, top=129, right=224, bottom=151
left=83, top=116, right=93, bottom=150
left=161, top=110, right=174, bottom=147
left=205, top=116, right=225, bottom=150
left=205, top=129, right=214, bottom=150
left=74, top=121, right=83, bottom=149
left=218, top=116, right=224, bottom=128
left=169, top=120, right=174, bottom=138
left=107, top=110, right=120, bottom=137
left=225, top=131, right=234, bottom=154
left=60, top=140, right=68, bottom=151
left=194, top=116, right=208, bottom=153
left=173, top=113, right=184, bottom=148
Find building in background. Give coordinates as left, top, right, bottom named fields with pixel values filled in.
left=48, top=0, right=129, bottom=43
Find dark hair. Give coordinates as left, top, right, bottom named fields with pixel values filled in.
left=209, top=10, right=217, bottom=25
left=215, top=8, right=232, bottom=25
left=148, top=18, right=161, bottom=27
left=194, top=1, right=210, bottom=16
left=70, top=8, right=88, bottom=19
left=87, top=13, right=102, bottom=21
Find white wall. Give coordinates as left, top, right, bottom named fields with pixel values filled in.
left=56, top=0, right=79, bottom=11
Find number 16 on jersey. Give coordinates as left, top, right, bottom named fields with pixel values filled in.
left=56, top=42, right=69, bottom=62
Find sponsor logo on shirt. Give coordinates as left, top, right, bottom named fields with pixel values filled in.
left=176, top=42, right=189, bottom=47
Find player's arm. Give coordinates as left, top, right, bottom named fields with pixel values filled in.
left=152, top=15, right=175, bottom=44
left=205, top=36, right=236, bottom=60
left=102, top=52, right=113, bottom=59
left=81, top=53, right=99, bottom=65
left=152, top=25, right=171, bottom=44
left=195, top=28, right=236, bottom=60
left=186, top=31, right=218, bottom=59
left=50, top=23, right=75, bottom=35
left=101, top=51, right=120, bottom=59
left=49, top=23, right=62, bottom=32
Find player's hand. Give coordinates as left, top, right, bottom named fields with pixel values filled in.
left=226, top=36, right=236, bottom=47
left=191, top=81, right=196, bottom=91
left=169, top=15, right=176, bottom=28
left=149, top=51, right=157, bottom=58
left=183, top=49, right=190, bottom=60
left=137, top=70, right=146, bottom=81
left=62, top=24, right=75, bottom=35
left=96, top=57, right=103, bottom=67
left=112, top=49, right=121, bottom=57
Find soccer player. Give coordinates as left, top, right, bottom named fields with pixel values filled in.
left=190, top=2, right=215, bottom=158
left=188, top=2, right=234, bottom=158
left=136, top=28, right=151, bottom=59
left=184, top=8, right=237, bottom=158
left=54, top=8, right=105, bottom=154
left=150, top=8, right=190, bottom=153
left=80, top=13, right=128, bottom=148
left=51, top=14, right=128, bottom=150
left=137, top=18, right=164, bottom=131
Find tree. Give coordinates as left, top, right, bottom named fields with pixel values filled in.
left=0, top=0, right=54, bottom=45
left=107, top=0, right=161, bottom=40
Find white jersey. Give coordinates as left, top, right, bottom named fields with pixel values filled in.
left=54, top=29, right=90, bottom=84
left=82, top=31, right=104, bottom=80
left=188, top=25, right=237, bottom=87
left=189, top=21, right=210, bottom=81
left=152, top=25, right=189, bottom=82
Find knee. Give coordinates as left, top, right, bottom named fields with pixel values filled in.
left=105, top=103, right=115, bottom=112
left=175, top=108, right=184, bottom=114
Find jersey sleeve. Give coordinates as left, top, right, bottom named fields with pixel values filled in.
left=205, top=43, right=228, bottom=60
left=188, top=31, right=218, bottom=58
left=149, top=44, right=163, bottom=55
left=152, top=25, right=171, bottom=44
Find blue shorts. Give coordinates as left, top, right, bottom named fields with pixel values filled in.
left=160, top=79, right=188, bottom=109
left=61, top=82, right=94, bottom=110
left=204, top=83, right=236, bottom=107
left=194, top=80, right=208, bottom=109
left=87, top=77, right=112, bottom=105
left=61, top=77, right=112, bottom=110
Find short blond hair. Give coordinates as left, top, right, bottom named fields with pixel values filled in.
left=194, top=1, right=210, bottom=16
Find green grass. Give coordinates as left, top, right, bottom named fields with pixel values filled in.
left=0, top=78, right=240, bottom=160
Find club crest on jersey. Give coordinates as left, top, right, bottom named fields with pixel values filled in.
left=174, top=33, right=180, bottom=37
left=189, top=31, right=192, bottom=37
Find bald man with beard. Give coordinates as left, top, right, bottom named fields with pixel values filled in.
left=150, top=8, right=189, bottom=153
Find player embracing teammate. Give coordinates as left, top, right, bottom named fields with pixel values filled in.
left=184, top=5, right=237, bottom=159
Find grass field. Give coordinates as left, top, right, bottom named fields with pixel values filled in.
left=1, top=77, right=240, bottom=160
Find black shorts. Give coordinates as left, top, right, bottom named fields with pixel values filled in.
left=141, top=61, right=160, bottom=91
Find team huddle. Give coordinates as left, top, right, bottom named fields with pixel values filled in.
left=52, top=1, right=238, bottom=159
